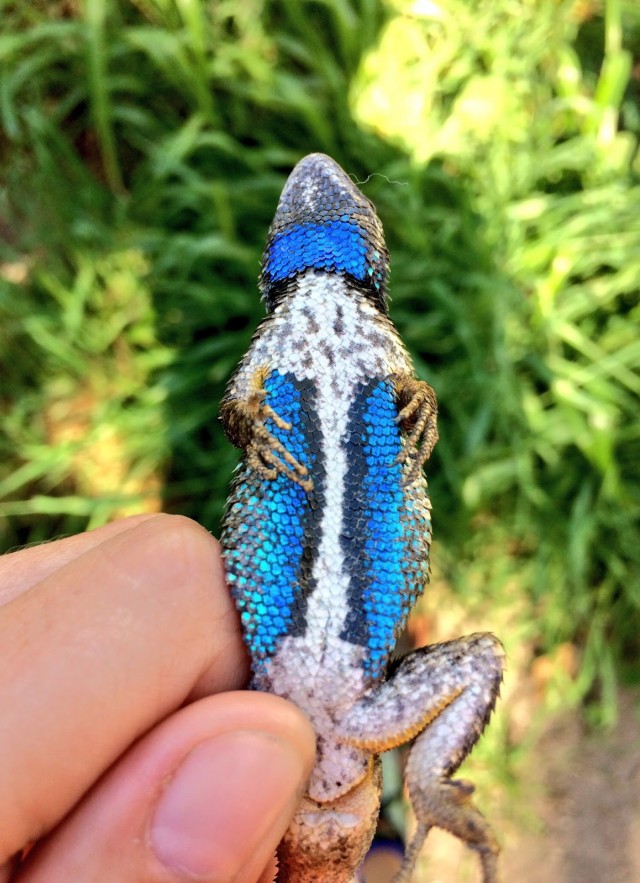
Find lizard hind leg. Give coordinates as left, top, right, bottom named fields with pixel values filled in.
left=392, top=633, right=505, bottom=883
left=392, top=783, right=499, bottom=883
left=334, top=633, right=504, bottom=882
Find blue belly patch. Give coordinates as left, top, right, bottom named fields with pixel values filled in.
left=340, top=378, right=431, bottom=678
left=222, top=371, right=323, bottom=667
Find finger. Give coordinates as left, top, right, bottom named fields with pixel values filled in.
left=0, top=514, right=158, bottom=603
left=0, top=514, right=247, bottom=864
left=15, top=693, right=315, bottom=883
left=0, top=856, right=18, bottom=883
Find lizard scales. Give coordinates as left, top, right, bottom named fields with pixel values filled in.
left=220, top=153, right=504, bottom=882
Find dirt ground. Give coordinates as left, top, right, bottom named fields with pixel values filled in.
left=499, top=686, right=640, bottom=883
left=362, top=686, right=640, bottom=883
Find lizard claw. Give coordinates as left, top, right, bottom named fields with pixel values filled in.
left=392, top=375, right=438, bottom=484
left=250, top=398, right=314, bottom=491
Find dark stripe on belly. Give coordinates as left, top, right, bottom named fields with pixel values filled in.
left=222, top=370, right=324, bottom=670
left=340, top=378, right=431, bottom=677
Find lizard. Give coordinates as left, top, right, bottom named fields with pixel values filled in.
left=219, top=152, right=505, bottom=883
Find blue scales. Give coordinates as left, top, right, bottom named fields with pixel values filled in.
left=265, top=219, right=369, bottom=283
left=224, top=370, right=322, bottom=664
left=341, top=378, right=431, bottom=677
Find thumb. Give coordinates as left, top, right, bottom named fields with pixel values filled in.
left=14, top=693, right=315, bottom=883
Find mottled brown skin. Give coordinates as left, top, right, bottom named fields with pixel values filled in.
left=277, top=761, right=382, bottom=883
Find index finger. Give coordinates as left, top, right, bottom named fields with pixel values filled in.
left=0, top=514, right=247, bottom=864
left=0, top=514, right=157, bottom=604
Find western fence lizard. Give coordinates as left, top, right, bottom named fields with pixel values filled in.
left=220, top=153, right=505, bottom=882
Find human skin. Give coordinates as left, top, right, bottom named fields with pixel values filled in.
left=0, top=514, right=316, bottom=883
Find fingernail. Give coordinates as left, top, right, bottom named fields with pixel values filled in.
left=150, top=731, right=305, bottom=878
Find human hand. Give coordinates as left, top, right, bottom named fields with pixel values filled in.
left=0, top=514, right=315, bottom=882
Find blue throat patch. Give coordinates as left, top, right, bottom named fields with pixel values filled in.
left=265, top=219, right=374, bottom=284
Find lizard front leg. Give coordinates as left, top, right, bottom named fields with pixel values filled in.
left=392, top=373, right=439, bottom=485
left=220, top=366, right=313, bottom=491
left=336, top=633, right=505, bottom=883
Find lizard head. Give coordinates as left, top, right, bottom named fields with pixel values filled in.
left=260, top=153, right=390, bottom=313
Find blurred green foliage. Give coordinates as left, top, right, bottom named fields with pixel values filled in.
left=1, top=0, right=639, bottom=717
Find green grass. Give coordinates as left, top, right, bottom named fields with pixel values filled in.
left=1, top=0, right=639, bottom=726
